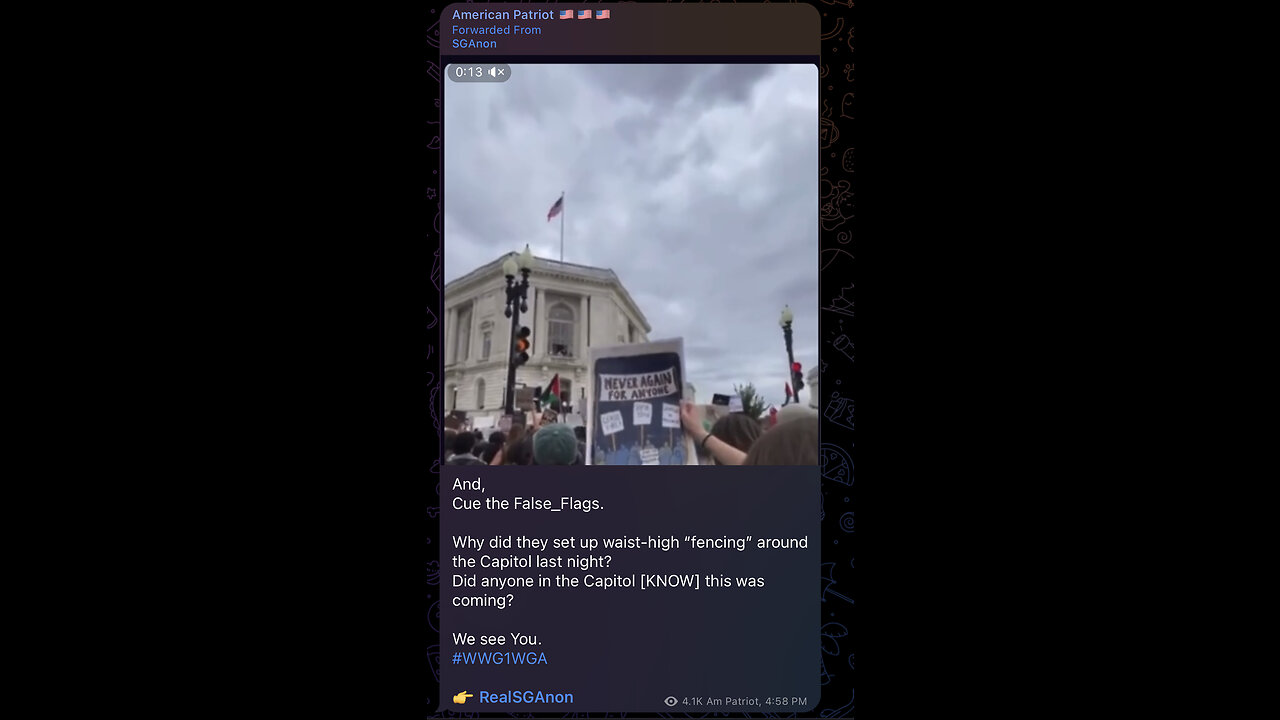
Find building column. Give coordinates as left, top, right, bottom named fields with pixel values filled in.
left=445, top=307, right=457, bottom=365
left=468, top=301, right=479, bottom=364
left=528, top=287, right=540, bottom=359
left=535, top=286, right=549, bottom=360
left=579, top=294, right=588, bottom=356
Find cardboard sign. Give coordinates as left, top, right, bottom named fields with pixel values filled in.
left=662, top=402, right=681, bottom=429
left=515, top=387, right=536, bottom=412
left=600, top=410, right=625, bottom=436
left=633, top=402, right=653, bottom=426
left=585, top=338, right=696, bottom=466
left=729, top=395, right=744, bottom=413
left=541, top=408, right=558, bottom=425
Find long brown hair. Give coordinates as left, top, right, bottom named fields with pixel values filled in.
left=710, top=414, right=764, bottom=454
left=502, top=426, right=532, bottom=465
left=743, top=416, right=819, bottom=465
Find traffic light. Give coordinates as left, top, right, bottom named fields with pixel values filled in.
left=791, top=362, right=804, bottom=393
left=513, top=326, right=531, bottom=366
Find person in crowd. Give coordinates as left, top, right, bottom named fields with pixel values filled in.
left=446, top=430, right=486, bottom=466
left=480, top=440, right=501, bottom=464
left=681, top=402, right=756, bottom=466
left=610, top=442, right=630, bottom=466
left=710, top=413, right=764, bottom=461
left=774, top=403, right=819, bottom=426
left=494, top=425, right=534, bottom=466
left=502, top=426, right=524, bottom=464
left=533, top=423, right=582, bottom=465
left=743, top=415, right=819, bottom=465
left=473, top=441, right=492, bottom=463
left=488, top=431, right=506, bottom=448
left=443, top=429, right=457, bottom=462
left=506, top=435, right=535, bottom=465
left=573, top=426, right=587, bottom=462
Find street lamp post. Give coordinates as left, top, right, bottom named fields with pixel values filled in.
left=503, top=245, right=535, bottom=414
left=780, top=305, right=797, bottom=406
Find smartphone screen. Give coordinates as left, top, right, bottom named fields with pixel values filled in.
left=429, top=4, right=855, bottom=716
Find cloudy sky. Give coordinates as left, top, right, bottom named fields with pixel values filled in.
left=444, top=64, right=818, bottom=406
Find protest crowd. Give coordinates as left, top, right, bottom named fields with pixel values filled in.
left=444, top=401, right=818, bottom=467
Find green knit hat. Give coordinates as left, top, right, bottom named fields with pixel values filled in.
left=533, top=423, right=578, bottom=465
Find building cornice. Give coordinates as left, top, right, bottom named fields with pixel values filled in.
left=445, top=254, right=651, bottom=333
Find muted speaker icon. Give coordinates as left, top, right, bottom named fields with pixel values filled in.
left=488, top=66, right=497, bottom=77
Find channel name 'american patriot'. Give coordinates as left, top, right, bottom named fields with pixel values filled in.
left=453, top=9, right=555, bottom=20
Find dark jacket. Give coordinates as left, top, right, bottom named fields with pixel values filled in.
left=446, top=453, right=485, bottom=466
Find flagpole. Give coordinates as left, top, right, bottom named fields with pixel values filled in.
left=559, top=191, right=565, bottom=262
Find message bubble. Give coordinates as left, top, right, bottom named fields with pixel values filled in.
left=440, top=467, right=819, bottom=713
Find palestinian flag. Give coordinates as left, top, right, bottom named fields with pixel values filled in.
left=541, top=374, right=561, bottom=410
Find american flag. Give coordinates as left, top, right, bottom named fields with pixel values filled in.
left=547, top=195, right=563, bottom=222
left=596, top=9, right=611, bottom=19
left=559, top=9, right=573, bottom=19
left=577, top=10, right=591, bottom=19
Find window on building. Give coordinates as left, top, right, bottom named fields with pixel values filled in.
left=548, top=303, right=576, bottom=357
left=455, top=307, right=471, bottom=362
left=481, top=331, right=491, bottom=360
left=476, top=378, right=486, bottom=409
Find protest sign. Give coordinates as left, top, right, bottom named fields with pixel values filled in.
left=729, top=395, right=744, bottom=413
left=600, top=410, right=624, bottom=436
left=633, top=402, right=653, bottom=445
left=661, top=402, right=680, bottom=429
left=585, top=338, right=696, bottom=465
left=515, top=387, right=536, bottom=412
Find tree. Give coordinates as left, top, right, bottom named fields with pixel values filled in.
left=733, top=382, right=768, bottom=420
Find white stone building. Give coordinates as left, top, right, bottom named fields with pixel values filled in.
left=807, top=366, right=820, bottom=409
left=443, top=255, right=652, bottom=425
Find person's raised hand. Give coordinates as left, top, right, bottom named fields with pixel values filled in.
left=680, top=402, right=707, bottom=441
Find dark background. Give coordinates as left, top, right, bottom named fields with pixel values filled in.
left=147, top=1, right=1043, bottom=718
left=440, top=468, right=820, bottom=713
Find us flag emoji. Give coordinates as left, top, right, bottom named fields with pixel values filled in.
left=577, top=10, right=591, bottom=19
left=559, top=9, right=573, bottom=19
left=596, top=9, right=611, bottom=19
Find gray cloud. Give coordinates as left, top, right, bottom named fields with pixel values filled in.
left=444, top=64, right=819, bottom=405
